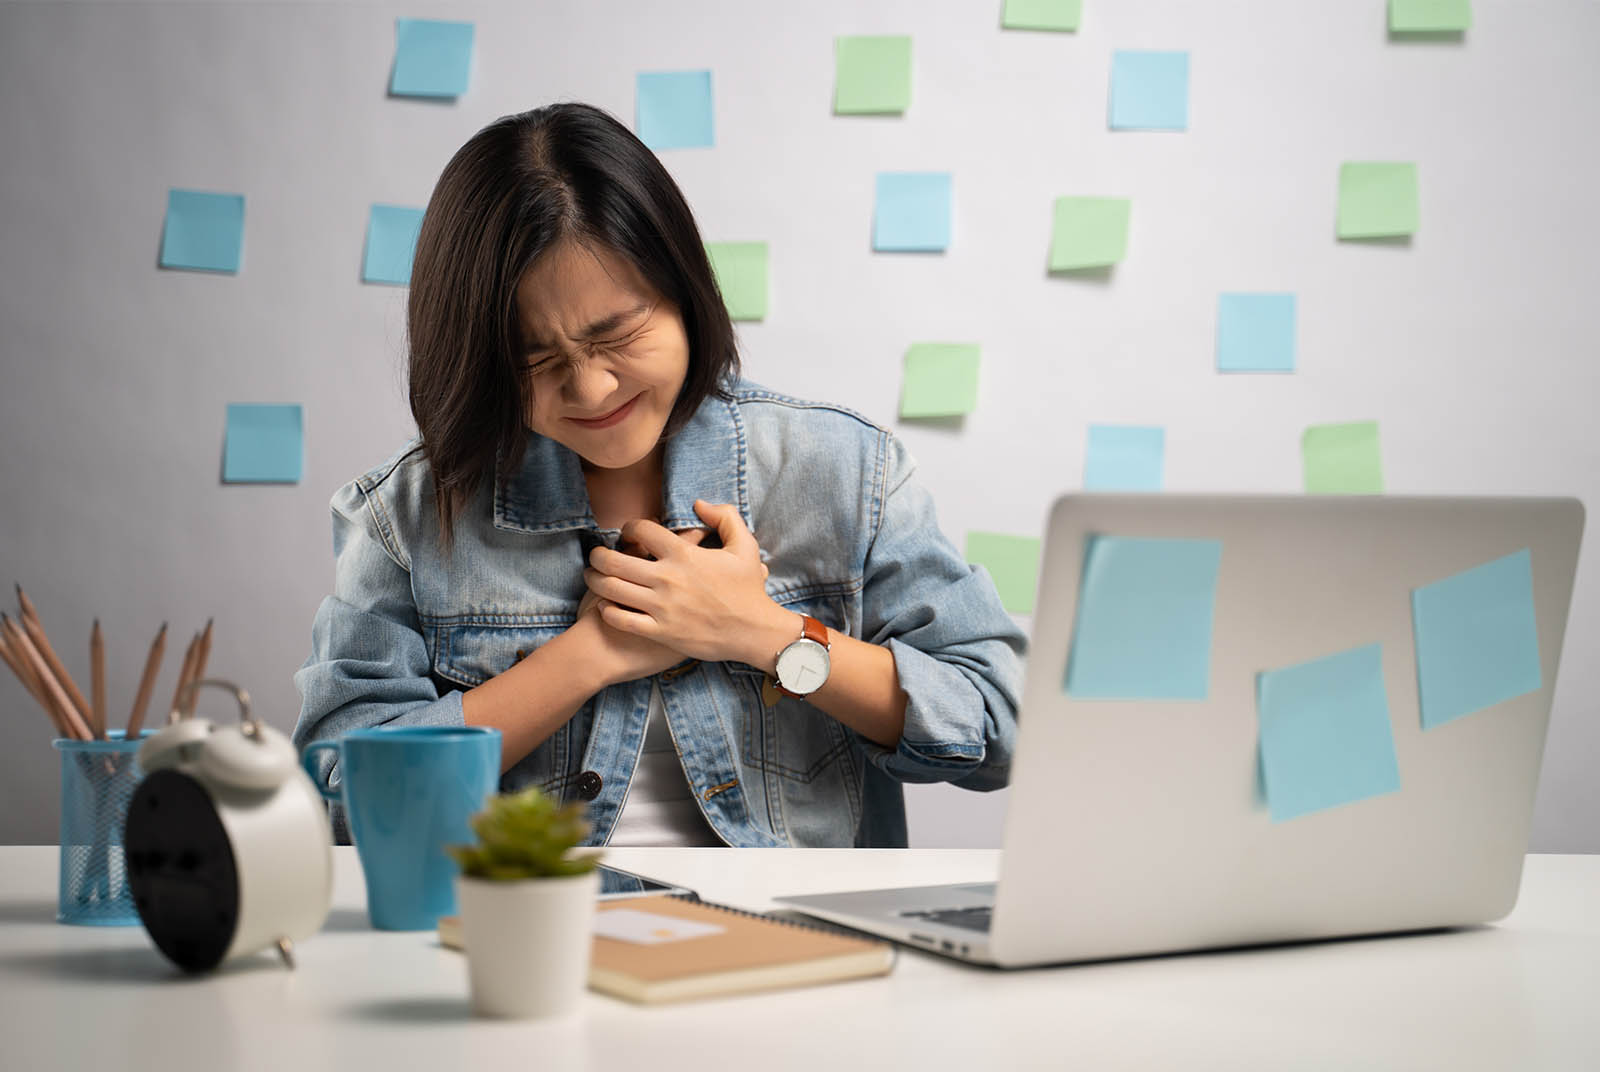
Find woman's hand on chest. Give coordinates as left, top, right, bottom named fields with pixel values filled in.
left=582, top=499, right=792, bottom=670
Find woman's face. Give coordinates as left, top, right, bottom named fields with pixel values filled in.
left=515, top=239, right=691, bottom=473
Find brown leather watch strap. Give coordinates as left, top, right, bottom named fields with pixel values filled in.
left=799, top=614, right=829, bottom=649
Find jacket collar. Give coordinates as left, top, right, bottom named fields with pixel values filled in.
left=493, top=386, right=748, bottom=535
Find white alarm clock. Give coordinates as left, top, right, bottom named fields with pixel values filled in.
left=124, top=679, right=333, bottom=973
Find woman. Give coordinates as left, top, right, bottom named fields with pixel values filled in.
left=293, top=102, right=1025, bottom=848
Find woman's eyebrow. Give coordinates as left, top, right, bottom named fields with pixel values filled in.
left=525, top=300, right=651, bottom=351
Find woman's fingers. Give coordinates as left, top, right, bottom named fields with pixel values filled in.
left=693, top=500, right=759, bottom=560
left=616, top=518, right=685, bottom=561
left=584, top=568, right=659, bottom=613
left=598, top=601, right=664, bottom=638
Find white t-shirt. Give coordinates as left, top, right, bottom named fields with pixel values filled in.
left=608, top=682, right=724, bottom=847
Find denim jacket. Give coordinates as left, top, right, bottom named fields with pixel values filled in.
left=292, top=380, right=1025, bottom=847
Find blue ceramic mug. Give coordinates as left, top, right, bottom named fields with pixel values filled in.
left=302, top=726, right=501, bottom=931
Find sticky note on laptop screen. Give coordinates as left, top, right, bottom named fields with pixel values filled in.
left=1411, top=549, right=1541, bottom=729
left=1257, top=643, right=1402, bottom=822
left=1065, top=536, right=1222, bottom=699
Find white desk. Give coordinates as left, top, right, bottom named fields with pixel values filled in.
left=2, top=847, right=1596, bottom=1071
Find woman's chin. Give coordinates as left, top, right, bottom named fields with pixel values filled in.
left=576, top=441, right=654, bottom=473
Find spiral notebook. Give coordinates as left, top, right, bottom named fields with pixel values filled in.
left=439, top=893, right=895, bottom=1004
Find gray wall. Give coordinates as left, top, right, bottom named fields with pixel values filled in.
left=1, top=0, right=1595, bottom=850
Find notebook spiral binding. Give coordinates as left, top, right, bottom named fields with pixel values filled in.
left=666, top=892, right=894, bottom=949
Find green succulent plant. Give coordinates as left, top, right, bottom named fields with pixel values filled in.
left=447, top=786, right=600, bottom=880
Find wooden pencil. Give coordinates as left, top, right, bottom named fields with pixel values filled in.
left=189, top=618, right=214, bottom=715
left=125, top=622, right=166, bottom=740
left=1, top=614, right=63, bottom=733
left=15, top=586, right=93, bottom=733
left=0, top=620, right=69, bottom=738
left=90, top=619, right=106, bottom=740
left=167, top=631, right=199, bottom=723
left=8, top=620, right=91, bottom=741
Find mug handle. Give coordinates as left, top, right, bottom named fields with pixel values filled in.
left=300, top=741, right=342, bottom=802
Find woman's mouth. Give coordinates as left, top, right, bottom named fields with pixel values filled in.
left=567, top=394, right=640, bottom=429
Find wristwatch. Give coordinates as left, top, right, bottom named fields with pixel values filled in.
left=773, top=615, right=832, bottom=698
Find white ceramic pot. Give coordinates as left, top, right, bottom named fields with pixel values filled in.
left=455, top=869, right=600, bottom=1019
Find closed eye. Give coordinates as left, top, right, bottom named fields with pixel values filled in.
left=524, top=327, right=646, bottom=373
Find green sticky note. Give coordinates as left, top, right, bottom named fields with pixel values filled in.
left=966, top=532, right=1042, bottom=615
left=1049, top=197, right=1130, bottom=271
left=1002, top=0, right=1082, bottom=31
left=1338, top=163, right=1419, bottom=239
left=705, top=241, right=768, bottom=320
left=1303, top=421, right=1383, bottom=494
left=834, top=36, right=912, bottom=115
left=900, top=344, right=980, bottom=419
left=1390, top=0, right=1471, bottom=32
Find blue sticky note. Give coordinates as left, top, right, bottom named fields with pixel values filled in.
left=1084, top=425, right=1165, bottom=491
left=1065, top=536, right=1222, bottom=699
left=224, top=404, right=303, bottom=484
left=389, top=18, right=474, bottom=99
left=1217, top=293, right=1296, bottom=372
left=1109, top=50, right=1190, bottom=132
left=874, top=172, right=952, bottom=252
left=159, top=190, right=245, bottom=274
left=362, top=204, right=425, bottom=286
left=1258, top=644, right=1401, bottom=822
left=1412, top=550, right=1542, bottom=729
left=636, top=71, right=715, bottom=150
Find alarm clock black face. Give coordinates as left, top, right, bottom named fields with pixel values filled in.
left=124, top=769, right=241, bottom=974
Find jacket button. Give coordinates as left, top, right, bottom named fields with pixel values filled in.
left=576, top=770, right=603, bottom=801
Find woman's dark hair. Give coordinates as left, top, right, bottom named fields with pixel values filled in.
left=406, top=102, right=740, bottom=537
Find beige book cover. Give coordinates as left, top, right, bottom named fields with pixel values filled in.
left=440, top=893, right=895, bottom=1005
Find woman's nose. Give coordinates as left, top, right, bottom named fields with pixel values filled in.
left=566, top=357, right=619, bottom=407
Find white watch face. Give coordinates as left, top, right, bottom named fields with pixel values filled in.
left=776, top=638, right=830, bottom=695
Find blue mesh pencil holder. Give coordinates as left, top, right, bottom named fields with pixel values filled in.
left=55, top=731, right=148, bottom=925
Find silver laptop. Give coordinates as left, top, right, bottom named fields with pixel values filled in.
left=775, top=494, right=1585, bottom=968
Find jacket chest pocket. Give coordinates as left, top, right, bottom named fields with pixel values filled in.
left=430, top=621, right=573, bottom=793
left=431, top=622, right=565, bottom=688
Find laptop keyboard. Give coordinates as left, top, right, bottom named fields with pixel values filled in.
left=899, top=905, right=993, bottom=932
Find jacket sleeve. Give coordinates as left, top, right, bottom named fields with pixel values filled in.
left=856, top=432, right=1026, bottom=790
left=291, top=480, right=465, bottom=783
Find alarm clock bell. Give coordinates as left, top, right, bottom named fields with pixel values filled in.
left=124, top=679, right=333, bottom=973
